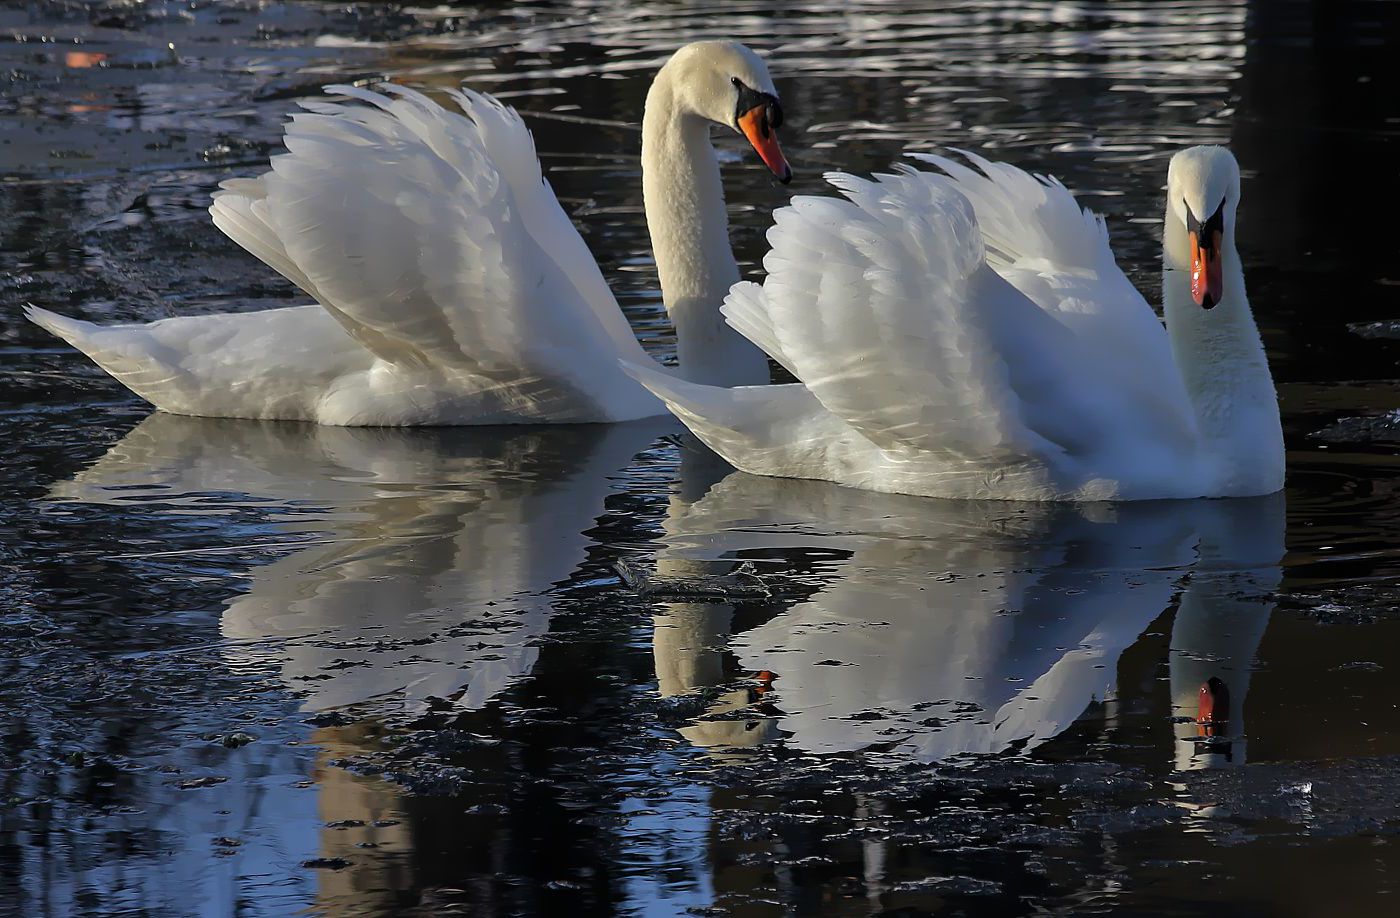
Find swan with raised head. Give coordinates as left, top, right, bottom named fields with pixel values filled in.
left=25, top=41, right=787, bottom=426
left=626, top=146, right=1284, bottom=501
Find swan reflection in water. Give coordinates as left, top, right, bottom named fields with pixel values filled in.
left=653, top=470, right=1284, bottom=768
left=52, top=413, right=664, bottom=714
left=48, top=413, right=668, bottom=912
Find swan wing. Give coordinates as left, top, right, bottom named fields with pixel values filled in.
left=217, top=85, right=640, bottom=387
left=911, top=150, right=1191, bottom=423
left=729, top=167, right=1078, bottom=460
left=441, top=88, right=649, bottom=362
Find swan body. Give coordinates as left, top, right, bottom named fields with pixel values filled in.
left=26, top=42, right=787, bottom=426
left=627, top=146, right=1284, bottom=501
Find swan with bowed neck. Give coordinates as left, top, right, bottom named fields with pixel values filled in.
left=626, top=146, right=1284, bottom=501
left=25, top=41, right=787, bottom=426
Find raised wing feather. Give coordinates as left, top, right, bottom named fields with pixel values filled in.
left=209, top=176, right=324, bottom=303
left=910, top=150, right=1108, bottom=275
left=443, top=88, right=647, bottom=362
left=224, top=85, right=635, bottom=384
left=912, top=151, right=1192, bottom=430
left=744, top=167, right=1072, bottom=459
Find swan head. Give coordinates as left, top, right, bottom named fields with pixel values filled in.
left=661, top=40, right=791, bottom=184
left=1167, top=146, right=1241, bottom=310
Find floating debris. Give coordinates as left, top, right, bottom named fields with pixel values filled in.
left=301, top=857, right=353, bottom=870
left=1309, top=410, right=1400, bottom=444
left=613, top=558, right=771, bottom=601
left=1348, top=320, right=1400, bottom=340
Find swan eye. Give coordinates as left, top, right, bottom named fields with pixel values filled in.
left=1184, top=198, right=1226, bottom=239
left=732, top=80, right=781, bottom=134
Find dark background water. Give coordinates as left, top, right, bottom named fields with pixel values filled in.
left=2, top=1, right=1400, bottom=915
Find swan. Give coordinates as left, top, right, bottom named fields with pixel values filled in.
left=24, top=41, right=788, bottom=426
left=626, top=146, right=1285, bottom=501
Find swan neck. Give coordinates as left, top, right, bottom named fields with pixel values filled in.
left=1162, top=206, right=1283, bottom=494
left=641, top=72, right=768, bottom=386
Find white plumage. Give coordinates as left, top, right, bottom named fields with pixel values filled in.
left=29, top=88, right=656, bottom=425
left=628, top=146, right=1284, bottom=501
left=26, top=41, right=788, bottom=425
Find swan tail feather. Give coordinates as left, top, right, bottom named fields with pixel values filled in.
left=620, top=359, right=861, bottom=481
left=24, top=306, right=196, bottom=413
left=25, top=305, right=363, bottom=421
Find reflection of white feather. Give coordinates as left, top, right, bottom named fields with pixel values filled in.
left=656, top=472, right=1284, bottom=765
left=51, top=414, right=664, bottom=714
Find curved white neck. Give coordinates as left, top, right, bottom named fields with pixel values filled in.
left=641, top=74, right=770, bottom=387
left=1162, top=208, right=1283, bottom=495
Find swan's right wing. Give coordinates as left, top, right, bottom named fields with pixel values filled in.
left=727, top=168, right=1083, bottom=460
left=213, top=86, right=640, bottom=384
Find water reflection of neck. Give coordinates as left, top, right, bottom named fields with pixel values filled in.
left=1167, top=495, right=1285, bottom=771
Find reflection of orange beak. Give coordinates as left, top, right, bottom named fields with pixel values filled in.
left=738, top=106, right=791, bottom=184
left=65, top=51, right=108, bottom=69
left=1189, top=229, right=1224, bottom=309
left=1196, top=676, right=1229, bottom=737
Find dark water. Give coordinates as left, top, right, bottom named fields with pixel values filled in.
left=3, top=1, right=1400, bottom=914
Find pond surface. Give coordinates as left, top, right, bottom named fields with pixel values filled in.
left=3, top=1, right=1400, bottom=914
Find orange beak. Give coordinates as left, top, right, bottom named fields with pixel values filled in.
left=1189, top=228, right=1224, bottom=309
left=738, top=105, right=791, bottom=185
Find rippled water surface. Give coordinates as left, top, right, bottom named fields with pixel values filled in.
left=3, top=1, right=1400, bottom=915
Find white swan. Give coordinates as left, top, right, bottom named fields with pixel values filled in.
left=627, top=146, right=1284, bottom=501
left=24, top=41, right=788, bottom=426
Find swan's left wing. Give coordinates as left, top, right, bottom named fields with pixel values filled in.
left=440, top=89, right=650, bottom=363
